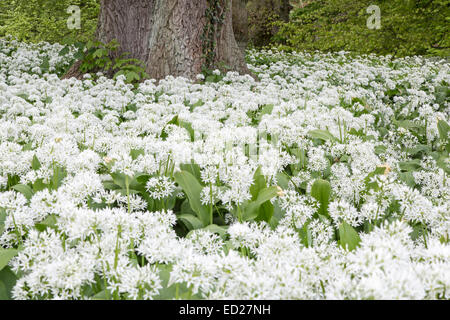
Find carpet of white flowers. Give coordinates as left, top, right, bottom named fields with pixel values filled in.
left=0, top=38, right=449, bottom=300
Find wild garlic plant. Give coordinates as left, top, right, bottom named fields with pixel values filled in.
left=0, top=39, right=449, bottom=300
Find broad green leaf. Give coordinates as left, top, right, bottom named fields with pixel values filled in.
left=102, top=181, right=120, bottom=191
left=110, top=172, right=127, bottom=189
left=180, top=163, right=202, bottom=182
left=276, top=172, right=290, bottom=190
left=174, top=171, right=210, bottom=226
left=0, top=267, right=17, bottom=300
left=32, top=178, right=46, bottom=193
left=437, top=119, right=450, bottom=142
left=308, top=129, right=338, bottom=142
left=130, top=149, right=145, bottom=160
left=268, top=201, right=285, bottom=229
left=338, top=221, right=361, bottom=251
left=179, top=121, right=195, bottom=142
left=0, top=208, right=6, bottom=235
left=250, top=167, right=266, bottom=199
left=394, top=119, right=421, bottom=130
left=92, top=289, right=112, bottom=300
left=135, top=174, right=151, bottom=185
left=255, top=200, right=274, bottom=223
left=32, top=155, right=41, bottom=171
left=35, top=215, right=58, bottom=232
left=256, top=104, right=274, bottom=121
left=310, top=179, right=331, bottom=217
left=0, top=249, right=18, bottom=271
left=374, top=145, right=387, bottom=155
left=399, top=172, right=416, bottom=188
left=178, top=214, right=203, bottom=231
left=12, top=184, right=33, bottom=201
left=242, top=186, right=279, bottom=221
left=398, top=160, right=422, bottom=172
left=180, top=199, right=196, bottom=216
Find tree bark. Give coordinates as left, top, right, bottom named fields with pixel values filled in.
left=232, top=0, right=249, bottom=51
left=96, top=0, right=248, bottom=80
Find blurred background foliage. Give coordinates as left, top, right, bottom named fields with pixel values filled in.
left=0, top=0, right=99, bottom=43
left=275, top=0, right=450, bottom=57
left=0, top=0, right=448, bottom=57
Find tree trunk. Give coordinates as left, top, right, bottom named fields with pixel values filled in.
left=96, top=0, right=248, bottom=80
left=232, top=0, right=249, bottom=51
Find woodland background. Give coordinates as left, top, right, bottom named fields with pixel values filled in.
left=0, top=0, right=449, bottom=58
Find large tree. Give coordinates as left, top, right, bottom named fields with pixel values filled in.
left=95, top=0, right=248, bottom=80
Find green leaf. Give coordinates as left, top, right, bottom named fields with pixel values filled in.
left=12, top=184, right=33, bottom=201
left=276, top=172, right=290, bottom=190
left=174, top=171, right=210, bottom=226
left=308, top=129, right=338, bottom=142
left=399, top=172, right=416, bottom=188
left=310, top=179, right=331, bottom=217
left=268, top=201, right=285, bottom=229
left=92, top=289, right=112, bottom=300
left=242, top=186, right=279, bottom=221
left=398, top=160, right=422, bottom=172
left=130, top=149, right=145, bottom=160
left=32, top=155, right=41, bottom=170
left=0, top=208, right=6, bottom=236
left=250, top=167, right=266, bottom=199
left=180, top=163, right=201, bottom=181
left=437, top=119, right=450, bottom=142
left=255, top=201, right=274, bottom=223
left=0, top=249, right=18, bottom=271
left=32, top=179, right=46, bottom=193
left=125, top=71, right=140, bottom=83
left=0, top=267, right=17, bottom=300
left=338, top=221, right=361, bottom=251
left=178, top=214, right=203, bottom=231
left=110, top=172, right=127, bottom=189
left=35, top=215, right=58, bottom=232
left=179, top=121, right=195, bottom=142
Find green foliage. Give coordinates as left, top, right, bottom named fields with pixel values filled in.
left=174, top=171, right=211, bottom=227
left=274, top=0, right=450, bottom=57
left=0, top=0, right=99, bottom=44
left=72, top=39, right=148, bottom=84
left=338, top=221, right=361, bottom=251
left=310, top=179, right=331, bottom=217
